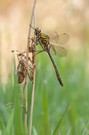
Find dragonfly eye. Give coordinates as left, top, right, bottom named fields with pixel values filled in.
left=35, top=27, right=41, bottom=35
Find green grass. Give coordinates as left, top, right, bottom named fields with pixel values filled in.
left=0, top=47, right=89, bottom=135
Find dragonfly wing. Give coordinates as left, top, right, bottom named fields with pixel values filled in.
left=49, top=32, right=59, bottom=43
left=58, top=33, right=69, bottom=44
left=49, top=43, right=67, bottom=57
left=49, top=33, right=69, bottom=44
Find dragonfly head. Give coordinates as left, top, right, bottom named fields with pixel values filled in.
left=35, top=27, right=41, bottom=35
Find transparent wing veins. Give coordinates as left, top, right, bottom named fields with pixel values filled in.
left=49, top=32, right=69, bottom=44
left=49, top=42, right=67, bottom=57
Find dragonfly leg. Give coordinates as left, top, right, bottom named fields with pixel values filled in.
left=36, top=50, right=44, bottom=55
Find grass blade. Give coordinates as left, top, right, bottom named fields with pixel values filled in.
left=52, top=105, right=70, bottom=135
left=41, top=84, right=51, bottom=135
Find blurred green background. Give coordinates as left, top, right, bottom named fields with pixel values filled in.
left=0, top=0, right=89, bottom=135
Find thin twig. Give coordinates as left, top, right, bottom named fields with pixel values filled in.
left=23, top=0, right=37, bottom=132
left=23, top=2, right=34, bottom=131
left=29, top=5, right=37, bottom=135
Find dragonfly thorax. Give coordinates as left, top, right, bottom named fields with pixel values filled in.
left=40, top=33, right=49, bottom=46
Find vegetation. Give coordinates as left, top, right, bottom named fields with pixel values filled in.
left=0, top=47, right=89, bottom=135
left=0, top=0, right=89, bottom=135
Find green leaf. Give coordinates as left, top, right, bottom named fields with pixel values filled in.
left=41, top=84, right=51, bottom=135
left=52, top=105, right=70, bottom=135
left=3, top=110, right=14, bottom=135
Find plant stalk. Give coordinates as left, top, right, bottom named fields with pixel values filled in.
left=23, top=0, right=37, bottom=131
left=29, top=1, right=37, bottom=135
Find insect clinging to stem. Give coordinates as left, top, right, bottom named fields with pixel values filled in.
left=30, top=26, right=69, bottom=86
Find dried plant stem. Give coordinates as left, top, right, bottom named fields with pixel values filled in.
left=23, top=0, right=37, bottom=132
left=29, top=56, right=36, bottom=135
left=29, top=2, right=37, bottom=135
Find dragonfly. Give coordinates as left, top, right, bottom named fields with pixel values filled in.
left=33, top=27, right=69, bottom=86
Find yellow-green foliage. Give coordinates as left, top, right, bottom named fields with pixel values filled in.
left=0, top=46, right=89, bottom=135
